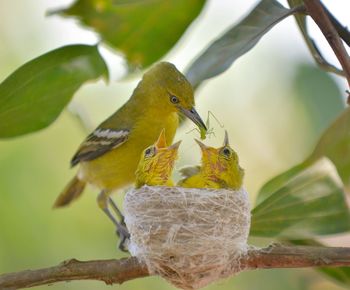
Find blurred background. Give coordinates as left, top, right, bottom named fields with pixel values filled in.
left=0, top=0, right=350, bottom=289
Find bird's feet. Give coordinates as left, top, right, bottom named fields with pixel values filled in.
left=120, top=216, right=126, bottom=227
left=116, top=224, right=130, bottom=252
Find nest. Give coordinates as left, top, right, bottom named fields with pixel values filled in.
left=124, top=186, right=251, bottom=289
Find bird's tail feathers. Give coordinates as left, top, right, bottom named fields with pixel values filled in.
left=53, top=176, right=86, bottom=208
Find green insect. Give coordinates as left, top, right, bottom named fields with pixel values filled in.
left=187, top=111, right=224, bottom=139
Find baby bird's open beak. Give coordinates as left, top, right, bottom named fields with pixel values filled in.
left=169, top=140, right=182, bottom=151
left=167, top=140, right=181, bottom=162
left=223, top=130, right=230, bottom=147
left=159, top=140, right=181, bottom=163
left=178, top=106, right=207, bottom=133
left=195, top=139, right=208, bottom=151
left=155, top=129, right=167, bottom=148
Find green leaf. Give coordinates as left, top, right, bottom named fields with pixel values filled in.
left=250, top=158, right=350, bottom=238
left=309, top=107, right=350, bottom=187
left=256, top=65, right=345, bottom=205
left=0, top=45, right=108, bottom=138
left=256, top=162, right=309, bottom=206
left=257, top=107, right=350, bottom=204
left=287, top=0, right=344, bottom=76
left=57, top=0, right=206, bottom=68
left=185, top=0, right=302, bottom=88
left=292, top=64, right=345, bottom=138
left=290, top=239, right=350, bottom=287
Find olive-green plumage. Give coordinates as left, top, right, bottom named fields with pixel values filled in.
left=54, top=62, right=206, bottom=208
left=135, top=129, right=181, bottom=188
left=178, top=132, right=244, bottom=190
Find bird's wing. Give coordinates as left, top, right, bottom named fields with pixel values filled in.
left=179, top=166, right=201, bottom=178
left=71, top=128, right=130, bottom=166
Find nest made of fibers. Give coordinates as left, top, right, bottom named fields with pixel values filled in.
left=124, top=186, right=251, bottom=290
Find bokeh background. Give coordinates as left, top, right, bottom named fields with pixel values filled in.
left=1, top=0, right=350, bottom=289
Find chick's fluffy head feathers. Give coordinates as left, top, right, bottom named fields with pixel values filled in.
left=179, top=131, right=244, bottom=190
left=135, top=129, right=181, bottom=188
left=196, top=132, right=244, bottom=189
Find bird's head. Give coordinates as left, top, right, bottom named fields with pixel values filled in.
left=195, top=131, right=244, bottom=189
left=135, top=129, right=181, bottom=188
left=140, top=62, right=207, bottom=137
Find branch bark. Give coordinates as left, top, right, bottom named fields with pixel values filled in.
left=2, top=245, right=350, bottom=289
left=324, top=3, right=350, bottom=48
left=303, top=0, right=350, bottom=101
left=0, top=257, right=149, bottom=289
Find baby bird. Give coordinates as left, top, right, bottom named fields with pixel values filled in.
left=178, top=131, right=244, bottom=189
left=135, top=129, right=181, bottom=188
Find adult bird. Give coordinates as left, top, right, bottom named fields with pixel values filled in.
left=54, top=62, right=207, bottom=246
left=178, top=131, right=244, bottom=189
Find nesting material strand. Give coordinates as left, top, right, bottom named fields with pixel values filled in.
left=124, top=186, right=251, bottom=289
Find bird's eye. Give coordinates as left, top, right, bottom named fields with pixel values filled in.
left=222, top=147, right=231, bottom=157
left=144, top=147, right=155, bottom=157
left=169, top=95, right=179, bottom=104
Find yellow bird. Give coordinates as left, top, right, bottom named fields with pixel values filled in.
left=54, top=62, right=207, bottom=246
left=135, top=129, right=181, bottom=188
left=178, top=131, right=244, bottom=189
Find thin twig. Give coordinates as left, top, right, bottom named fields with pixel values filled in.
left=287, top=0, right=344, bottom=76
left=2, top=245, right=350, bottom=289
left=303, top=0, right=350, bottom=102
left=323, top=3, right=350, bottom=48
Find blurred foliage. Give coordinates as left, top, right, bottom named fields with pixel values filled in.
left=1, top=0, right=350, bottom=289
left=308, top=107, right=350, bottom=188
left=251, top=158, right=350, bottom=238
left=57, top=0, right=206, bottom=68
left=252, top=64, right=350, bottom=287
left=186, top=0, right=299, bottom=88
left=256, top=65, right=346, bottom=205
left=257, top=106, right=350, bottom=205
left=292, top=65, right=345, bottom=139
left=0, top=45, right=107, bottom=138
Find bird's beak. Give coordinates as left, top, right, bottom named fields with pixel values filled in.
left=155, top=129, right=167, bottom=148
left=195, top=139, right=208, bottom=151
left=178, top=106, right=207, bottom=133
left=169, top=140, right=182, bottom=151
left=223, top=130, right=229, bottom=147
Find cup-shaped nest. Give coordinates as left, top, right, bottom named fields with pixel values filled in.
left=124, top=186, right=251, bottom=290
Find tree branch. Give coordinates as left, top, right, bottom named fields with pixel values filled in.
left=2, top=245, right=350, bottom=289
left=323, top=3, right=350, bottom=48
left=243, top=244, right=350, bottom=269
left=0, top=257, right=149, bottom=289
left=303, top=0, right=350, bottom=101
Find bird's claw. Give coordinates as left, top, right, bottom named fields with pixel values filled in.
left=120, top=217, right=126, bottom=227
left=116, top=225, right=130, bottom=252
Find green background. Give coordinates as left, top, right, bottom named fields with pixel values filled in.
left=0, top=1, right=349, bottom=290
